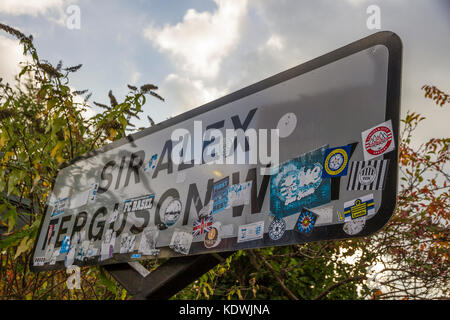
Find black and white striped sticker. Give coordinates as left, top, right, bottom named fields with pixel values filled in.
left=346, top=160, right=389, bottom=190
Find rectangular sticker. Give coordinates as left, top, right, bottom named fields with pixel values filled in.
left=237, top=221, right=264, bottom=243
left=51, top=197, right=68, bottom=217
left=347, top=160, right=389, bottom=190
left=344, top=194, right=375, bottom=221
left=169, top=230, right=193, bottom=255
left=123, top=194, right=155, bottom=213
left=212, top=177, right=229, bottom=214
left=270, top=146, right=331, bottom=219
left=362, top=120, right=395, bottom=161
left=227, top=181, right=252, bottom=208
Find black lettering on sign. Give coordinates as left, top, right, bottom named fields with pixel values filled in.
left=55, top=215, right=72, bottom=248
left=182, top=179, right=214, bottom=225
left=71, top=211, right=88, bottom=240
left=89, top=207, right=107, bottom=241
left=124, top=150, right=145, bottom=188
left=153, top=140, right=173, bottom=179
left=98, top=160, right=115, bottom=194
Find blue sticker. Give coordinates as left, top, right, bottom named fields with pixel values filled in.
left=322, top=144, right=352, bottom=178
left=270, top=146, right=331, bottom=219
left=131, top=253, right=141, bottom=259
left=59, top=236, right=70, bottom=254
left=212, top=177, right=229, bottom=214
left=295, top=209, right=318, bottom=234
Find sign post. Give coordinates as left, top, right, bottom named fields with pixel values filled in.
left=30, top=31, right=402, bottom=297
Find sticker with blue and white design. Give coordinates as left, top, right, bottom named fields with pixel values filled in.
left=59, top=236, right=70, bottom=254
left=237, top=221, right=264, bottom=243
left=343, top=194, right=375, bottom=221
left=268, top=218, right=286, bottom=241
left=270, top=146, right=331, bottom=219
left=212, top=177, right=229, bottom=214
left=322, top=144, right=352, bottom=178
left=227, top=181, right=252, bottom=208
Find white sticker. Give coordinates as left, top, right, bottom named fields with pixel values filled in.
left=310, top=205, right=334, bottom=225
left=49, top=249, right=60, bottom=265
left=68, top=189, right=90, bottom=209
left=227, top=181, right=252, bottom=208
left=119, top=233, right=136, bottom=254
left=138, top=226, right=160, bottom=256
left=237, top=221, right=264, bottom=243
left=169, top=229, right=193, bottom=255
left=343, top=216, right=366, bottom=235
left=34, top=256, right=45, bottom=266
left=88, top=183, right=99, bottom=203
left=361, top=120, right=395, bottom=161
left=277, top=113, right=297, bottom=138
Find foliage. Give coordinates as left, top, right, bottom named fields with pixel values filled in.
left=0, top=23, right=162, bottom=300
left=0, top=23, right=448, bottom=300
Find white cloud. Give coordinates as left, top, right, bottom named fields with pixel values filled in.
left=0, top=0, right=65, bottom=16
left=144, top=0, right=248, bottom=78
left=160, top=74, right=226, bottom=117
left=0, top=35, right=28, bottom=86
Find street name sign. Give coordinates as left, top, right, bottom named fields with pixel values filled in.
left=31, top=31, right=402, bottom=271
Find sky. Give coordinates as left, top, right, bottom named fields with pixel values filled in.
left=0, top=0, right=449, bottom=146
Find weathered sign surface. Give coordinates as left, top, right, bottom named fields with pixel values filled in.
left=30, top=31, right=402, bottom=271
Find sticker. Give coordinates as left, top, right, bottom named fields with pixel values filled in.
left=163, top=198, right=182, bottom=227
left=270, top=146, right=331, bottom=219
left=131, top=253, right=141, bottom=259
left=204, top=223, right=222, bottom=249
left=343, top=194, right=375, bottom=221
left=212, top=177, right=229, bottom=214
left=46, top=223, right=56, bottom=245
left=88, top=183, right=99, bottom=203
left=85, top=240, right=99, bottom=259
left=237, top=221, right=264, bottom=243
left=138, top=227, right=160, bottom=256
left=347, top=160, right=389, bottom=190
left=277, top=113, right=297, bottom=138
left=119, top=233, right=136, bottom=254
left=192, top=215, right=214, bottom=237
left=51, top=197, right=68, bottom=217
left=295, top=209, right=318, bottom=234
left=59, top=236, right=70, bottom=254
left=310, top=205, right=334, bottom=225
left=337, top=210, right=345, bottom=222
left=268, top=218, right=286, bottom=241
left=45, top=243, right=55, bottom=262
left=68, top=189, right=90, bottom=209
left=169, top=229, right=193, bottom=255
left=108, top=203, right=120, bottom=224
left=75, top=240, right=89, bottom=261
left=49, top=249, right=60, bottom=265
left=123, top=194, right=155, bottom=213
left=33, top=257, right=45, bottom=266
left=362, top=120, right=395, bottom=160
left=198, top=202, right=213, bottom=218
left=343, top=216, right=366, bottom=235
left=223, top=137, right=234, bottom=159
left=100, top=230, right=116, bottom=261
left=322, top=145, right=351, bottom=178
left=144, top=154, right=158, bottom=172
left=227, top=181, right=252, bottom=208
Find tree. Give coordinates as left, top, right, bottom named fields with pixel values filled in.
left=0, top=23, right=163, bottom=300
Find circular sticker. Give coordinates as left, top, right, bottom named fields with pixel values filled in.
left=343, top=217, right=366, bottom=235
left=324, top=149, right=348, bottom=176
left=204, top=226, right=221, bottom=248
left=365, top=126, right=393, bottom=156
left=277, top=113, right=297, bottom=138
left=358, top=165, right=376, bottom=185
left=163, top=198, right=182, bottom=227
left=268, top=218, right=286, bottom=240
left=296, top=211, right=316, bottom=233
